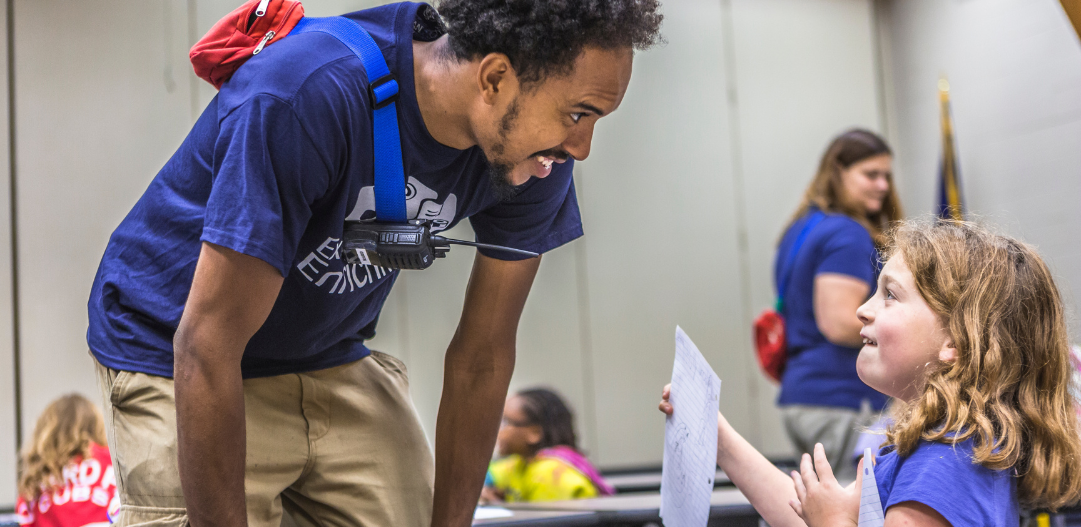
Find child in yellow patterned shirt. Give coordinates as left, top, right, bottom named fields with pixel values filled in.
left=483, top=388, right=613, bottom=502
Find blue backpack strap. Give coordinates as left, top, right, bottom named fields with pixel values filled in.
left=292, top=16, right=408, bottom=223
left=776, top=211, right=826, bottom=311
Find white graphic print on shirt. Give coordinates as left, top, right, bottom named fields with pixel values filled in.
left=345, top=177, right=457, bottom=232
left=298, top=178, right=458, bottom=294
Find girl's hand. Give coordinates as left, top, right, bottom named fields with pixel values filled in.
left=789, top=443, right=861, bottom=527
left=478, top=486, right=504, bottom=504
left=659, top=384, right=673, bottom=415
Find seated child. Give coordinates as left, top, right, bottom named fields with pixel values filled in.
left=660, top=220, right=1081, bottom=526
left=483, top=388, right=614, bottom=502
left=16, top=393, right=118, bottom=527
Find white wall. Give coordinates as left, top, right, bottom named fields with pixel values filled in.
left=12, top=0, right=198, bottom=455
left=878, top=0, right=1081, bottom=331
left=2, top=0, right=892, bottom=502
left=727, top=0, right=883, bottom=457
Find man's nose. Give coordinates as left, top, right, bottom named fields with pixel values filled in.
left=561, top=122, right=595, bottom=161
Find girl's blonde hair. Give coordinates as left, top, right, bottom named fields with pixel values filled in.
left=18, top=393, right=107, bottom=500
left=884, top=219, right=1081, bottom=510
left=785, top=129, right=903, bottom=245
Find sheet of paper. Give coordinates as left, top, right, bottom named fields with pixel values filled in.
left=660, top=326, right=722, bottom=527
left=858, top=447, right=885, bottom=527
left=473, top=506, right=514, bottom=520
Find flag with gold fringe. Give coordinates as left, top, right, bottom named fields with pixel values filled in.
left=937, top=78, right=964, bottom=221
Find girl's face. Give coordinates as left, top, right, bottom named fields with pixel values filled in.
left=496, top=395, right=542, bottom=458
left=855, top=253, right=957, bottom=401
left=840, top=153, right=892, bottom=215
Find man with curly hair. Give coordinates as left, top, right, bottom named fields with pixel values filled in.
left=87, top=1, right=661, bottom=526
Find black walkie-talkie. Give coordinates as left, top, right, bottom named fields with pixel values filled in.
left=341, top=220, right=538, bottom=270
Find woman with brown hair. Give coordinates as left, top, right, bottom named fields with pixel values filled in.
left=773, top=129, right=903, bottom=481
left=16, top=393, right=117, bottom=527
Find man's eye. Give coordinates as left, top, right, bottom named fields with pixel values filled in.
left=570, top=113, right=585, bottom=123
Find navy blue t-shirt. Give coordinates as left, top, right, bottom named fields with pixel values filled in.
left=874, top=439, right=1019, bottom=526
left=87, top=2, right=583, bottom=378
left=775, top=211, right=886, bottom=411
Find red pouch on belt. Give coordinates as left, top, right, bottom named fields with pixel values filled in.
left=189, top=0, right=305, bottom=89
left=753, top=309, right=787, bottom=383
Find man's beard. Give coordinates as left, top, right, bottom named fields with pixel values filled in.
left=483, top=97, right=572, bottom=202
left=486, top=159, right=519, bottom=202
left=485, top=97, right=522, bottom=202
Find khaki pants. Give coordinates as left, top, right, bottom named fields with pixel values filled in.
left=780, top=403, right=877, bottom=483
left=94, top=351, right=434, bottom=527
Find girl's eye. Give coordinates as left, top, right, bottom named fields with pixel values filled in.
left=885, top=288, right=896, bottom=301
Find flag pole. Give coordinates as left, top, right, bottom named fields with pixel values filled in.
left=938, top=78, right=963, bottom=221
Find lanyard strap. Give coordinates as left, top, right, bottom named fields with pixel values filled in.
left=293, top=16, right=408, bottom=222
left=776, top=211, right=825, bottom=311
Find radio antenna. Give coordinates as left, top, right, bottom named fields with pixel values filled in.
left=431, top=236, right=539, bottom=258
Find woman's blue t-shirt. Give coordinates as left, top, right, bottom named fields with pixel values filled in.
left=874, top=439, right=1019, bottom=526
left=86, top=3, right=583, bottom=379
left=775, top=211, right=886, bottom=411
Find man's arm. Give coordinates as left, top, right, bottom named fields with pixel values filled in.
left=174, top=242, right=284, bottom=527
left=431, top=252, right=541, bottom=527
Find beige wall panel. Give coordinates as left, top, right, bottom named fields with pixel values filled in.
left=880, top=0, right=1081, bottom=330
left=506, top=234, right=593, bottom=456
left=0, top=0, right=15, bottom=508
left=367, top=221, right=593, bottom=456
left=14, top=0, right=195, bottom=446
left=728, top=0, right=883, bottom=457
left=579, top=0, right=752, bottom=468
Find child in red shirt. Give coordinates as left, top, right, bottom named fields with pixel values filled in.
left=16, top=394, right=118, bottom=527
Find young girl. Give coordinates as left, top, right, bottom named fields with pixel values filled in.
left=16, top=394, right=118, bottom=527
left=483, top=388, right=614, bottom=502
left=662, top=220, right=1081, bottom=526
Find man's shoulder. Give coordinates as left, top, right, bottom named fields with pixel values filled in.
left=217, top=32, right=365, bottom=116
left=216, top=2, right=420, bottom=115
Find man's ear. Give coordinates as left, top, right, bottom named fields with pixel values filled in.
left=939, top=335, right=958, bottom=363
left=476, top=52, right=518, bottom=105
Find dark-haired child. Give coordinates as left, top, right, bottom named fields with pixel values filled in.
left=484, top=388, right=613, bottom=502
